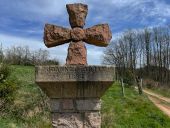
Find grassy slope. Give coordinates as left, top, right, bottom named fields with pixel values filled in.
left=0, top=65, right=51, bottom=128
left=0, top=65, right=170, bottom=128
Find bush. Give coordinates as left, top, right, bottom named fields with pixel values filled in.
left=0, top=78, right=18, bottom=101
left=123, top=69, right=134, bottom=86
left=0, top=64, right=18, bottom=102
left=0, top=64, right=10, bottom=82
left=43, top=59, right=60, bottom=65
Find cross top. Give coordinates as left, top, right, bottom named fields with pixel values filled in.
left=44, top=3, right=112, bottom=65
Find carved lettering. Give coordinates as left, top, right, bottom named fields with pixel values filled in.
left=37, top=66, right=115, bottom=81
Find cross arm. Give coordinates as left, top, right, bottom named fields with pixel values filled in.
left=84, top=24, right=112, bottom=47
left=44, top=24, right=71, bottom=48
left=44, top=23, right=112, bottom=48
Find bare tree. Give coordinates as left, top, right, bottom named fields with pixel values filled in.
left=103, top=25, right=170, bottom=85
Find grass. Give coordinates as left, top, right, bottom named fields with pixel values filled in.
left=101, top=82, right=170, bottom=128
left=0, top=65, right=51, bottom=128
left=1, top=65, right=170, bottom=128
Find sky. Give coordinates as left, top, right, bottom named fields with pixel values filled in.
left=0, top=0, right=170, bottom=65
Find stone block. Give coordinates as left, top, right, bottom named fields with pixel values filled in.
left=35, top=66, right=115, bottom=82
left=35, top=65, right=115, bottom=98
left=52, top=113, right=83, bottom=128
left=50, top=99, right=60, bottom=112
left=62, top=99, right=74, bottom=110
left=84, top=112, right=101, bottom=128
left=76, top=99, right=101, bottom=111
left=66, top=3, right=88, bottom=28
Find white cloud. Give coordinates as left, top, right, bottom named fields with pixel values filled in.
left=151, top=1, right=170, bottom=17
left=1, top=0, right=170, bottom=24
left=0, top=0, right=87, bottom=22
left=110, top=0, right=144, bottom=7
left=135, top=0, right=170, bottom=25
left=0, top=34, right=44, bottom=49
left=86, top=44, right=105, bottom=65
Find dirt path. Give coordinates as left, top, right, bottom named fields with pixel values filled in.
left=143, top=89, right=170, bottom=118
left=143, top=89, right=170, bottom=103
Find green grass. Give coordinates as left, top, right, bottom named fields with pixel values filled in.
left=0, top=65, right=51, bottom=128
left=1, top=65, right=170, bottom=128
left=101, top=82, right=170, bottom=128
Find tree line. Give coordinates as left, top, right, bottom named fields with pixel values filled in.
left=103, top=25, right=170, bottom=85
left=0, top=45, right=59, bottom=65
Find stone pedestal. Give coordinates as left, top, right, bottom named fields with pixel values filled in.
left=35, top=66, right=115, bottom=128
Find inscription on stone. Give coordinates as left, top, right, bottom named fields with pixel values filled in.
left=36, top=66, right=115, bottom=82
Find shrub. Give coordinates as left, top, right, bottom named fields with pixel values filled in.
left=0, top=64, right=18, bottom=102
left=0, top=64, right=10, bottom=82
left=123, top=69, right=135, bottom=86
left=0, top=78, right=18, bottom=101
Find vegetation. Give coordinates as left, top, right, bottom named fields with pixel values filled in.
left=0, top=65, right=50, bottom=128
left=0, top=64, right=18, bottom=105
left=142, top=78, right=170, bottom=98
left=1, top=66, right=170, bottom=128
left=103, top=25, right=170, bottom=85
left=102, top=82, right=170, bottom=128
left=0, top=45, right=59, bottom=66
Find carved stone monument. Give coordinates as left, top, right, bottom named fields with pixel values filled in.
left=36, top=3, right=115, bottom=128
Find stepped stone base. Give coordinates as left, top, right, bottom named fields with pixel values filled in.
left=35, top=65, right=115, bottom=128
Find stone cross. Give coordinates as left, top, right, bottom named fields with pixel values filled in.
left=36, top=3, right=114, bottom=128
left=44, top=3, right=112, bottom=65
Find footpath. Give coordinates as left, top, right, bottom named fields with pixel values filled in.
left=143, top=89, right=170, bottom=118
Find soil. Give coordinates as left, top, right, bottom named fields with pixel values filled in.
left=143, top=89, right=170, bottom=118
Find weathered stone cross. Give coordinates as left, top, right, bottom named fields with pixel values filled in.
left=37, top=3, right=114, bottom=128
left=44, top=3, right=112, bottom=65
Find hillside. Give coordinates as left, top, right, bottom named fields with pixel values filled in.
left=0, top=65, right=170, bottom=128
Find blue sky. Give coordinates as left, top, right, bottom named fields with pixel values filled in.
left=0, top=0, right=170, bottom=65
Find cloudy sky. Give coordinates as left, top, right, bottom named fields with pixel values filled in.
left=0, top=0, right=170, bottom=65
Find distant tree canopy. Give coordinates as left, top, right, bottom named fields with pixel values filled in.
left=0, top=45, right=59, bottom=66
left=103, top=25, right=170, bottom=84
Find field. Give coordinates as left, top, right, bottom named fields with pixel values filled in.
left=0, top=65, right=170, bottom=128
